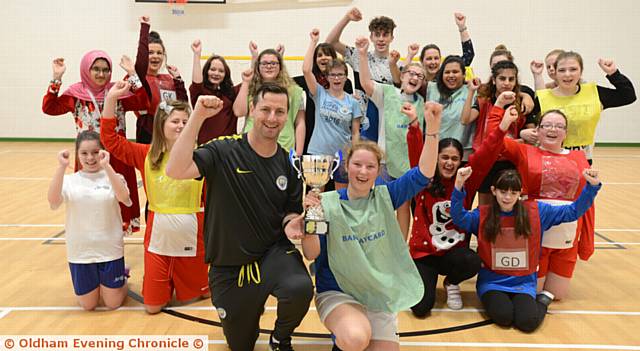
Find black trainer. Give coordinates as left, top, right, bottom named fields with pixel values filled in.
left=269, top=334, right=294, bottom=351
left=536, top=290, right=555, bottom=307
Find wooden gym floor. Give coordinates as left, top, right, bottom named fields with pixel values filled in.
left=1, top=141, right=639, bottom=350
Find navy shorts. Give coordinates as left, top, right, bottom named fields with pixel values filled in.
left=333, top=160, right=349, bottom=184
left=68, top=257, right=126, bottom=296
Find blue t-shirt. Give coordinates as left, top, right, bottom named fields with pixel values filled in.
left=308, top=83, right=363, bottom=155
left=450, top=182, right=601, bottom=298
left=315, top=167, right=430, bottom=293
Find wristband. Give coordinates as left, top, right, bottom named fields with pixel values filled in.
left=49, top=79, right=62, bottom=93
left=458, top=26, right=467, bottom=32
left=127, top=75, right=142, bottom=90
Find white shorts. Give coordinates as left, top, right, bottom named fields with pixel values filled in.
left=315, top=290, right=399, bottom=343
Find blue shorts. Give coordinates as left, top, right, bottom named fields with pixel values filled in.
left=333, top=160, right=348, bottom=184
left=69, top=257, right=126, bottom=296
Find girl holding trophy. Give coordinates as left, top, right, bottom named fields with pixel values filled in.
left=295, top=102, right=441, bottom=351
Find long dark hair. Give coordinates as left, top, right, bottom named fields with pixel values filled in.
left=427, top=138, right=463, bottom=198
left=483, top=169, right=531, bottom=243
left=435, top=55, right=465, bottom=101
left=202, top=54, right=235, bottom=100
left=478, top=60, right=522, bottom=111
left=312, top=43, right=337, bottom=76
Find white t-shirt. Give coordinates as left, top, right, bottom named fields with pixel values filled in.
left=62, top=170, right=125, bottom=264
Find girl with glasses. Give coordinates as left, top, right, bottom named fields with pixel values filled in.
left=293, top=39, right=355, bottom=157
left=234, top=44, right=306, bottom=155
left=302, top=29, right=363, bottom=189
left=357, top=36, right=426, bottom=239
left=42, top=50, right=148, bottom=236
left=486, top=107, right=601, bottom=304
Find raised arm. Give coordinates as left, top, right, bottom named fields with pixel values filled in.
left=355, top=37, right=375, bottom=97
left=42, top=58, right=75, bottom=116
left=134, top=16, right=152, bottom=99
left=451, top=167, right=480, bottom=233
left=389, top=50, right=402, bottom=86
left=191, top=40, right=203, bottom=84
left=454, top=12, right=474, bottom=66
left=418, top=102, right=442, bottom=178
left=47, top=150, right=69, bottom=210
left=233, top=69, right=253, bottom=118
left=530, top=60, right=546, bottom=91
left=303, top=29, right=320, bottom=97
left=101, top=81, right=147, bottom=169
left=460, top=77, right=480, bottom=124
left=99, top=150, right=132, bottom=207
left=325, top=7, right=362, bottom=56
left=597, top=58, right=637, bottom=109
left=166, top=95, right=224, bottom=179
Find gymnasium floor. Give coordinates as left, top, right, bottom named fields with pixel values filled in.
left=1, top=141, right=639, bottom=350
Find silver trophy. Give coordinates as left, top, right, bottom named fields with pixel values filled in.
left=289, top=150, right=342, bottom=235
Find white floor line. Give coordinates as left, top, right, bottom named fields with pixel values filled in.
left=0, top=237, right=143, bottom=242
left=0, top=224, right=632, bottom=231
left=0, top=309, right=10, bottom=319
left=2, top=306, right=639, bottom=317
left=0, top=224, right=64, bottom=228
left=209, top=340, right=640, bottom=350
left=0, top=176, right=51, bottom=181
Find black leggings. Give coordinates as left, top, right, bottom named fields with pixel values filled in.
left=209, top=242, right=314, bottom=351
left=411, top=247, right=481, bottom=317
left=481, top=290, right=547, bottom=332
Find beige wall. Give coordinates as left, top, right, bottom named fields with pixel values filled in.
left=2, top=0, right=637, bottom=142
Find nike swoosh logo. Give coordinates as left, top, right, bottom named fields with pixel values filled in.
left=236, top=167, right=253, bottom=174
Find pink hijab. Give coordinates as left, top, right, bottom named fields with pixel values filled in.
left=62, top=50, right=130, bottom=102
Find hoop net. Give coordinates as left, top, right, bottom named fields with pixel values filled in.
left=168, top=0, right=187, bottom=16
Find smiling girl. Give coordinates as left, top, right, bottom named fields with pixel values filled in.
left=189, top=39, right=240, bottom=144
left=43, top=50, right=147, bottom=235
left=48, top=131, right=131, bottom=311
left=100, top=81, right=209, bottom=314
left=452, top=166, right=601, bottom=332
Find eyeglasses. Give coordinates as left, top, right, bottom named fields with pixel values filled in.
left=539, top=123, right=567, bottom=131
left=90, top=67, right=111, bottom=75
left=404, top=71, right=425, bottom=80
left=327, top=73, right=346, bottom=79
left=259, top=61, right=280, bottom=68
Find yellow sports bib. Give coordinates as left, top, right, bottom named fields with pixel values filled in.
left=537, top=83, right=601, bottom=148
left=144, top=152, right=203, bottom=214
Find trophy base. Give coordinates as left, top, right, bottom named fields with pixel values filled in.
left=305, top=219, right=329, bottom=235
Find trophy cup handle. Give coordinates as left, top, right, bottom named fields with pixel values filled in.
left=289, top=149, right=302, bottom=179
left=329, top=150, right=343, bottom=180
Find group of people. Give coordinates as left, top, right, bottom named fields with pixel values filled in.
left=44, top=7, right=635, bottom=351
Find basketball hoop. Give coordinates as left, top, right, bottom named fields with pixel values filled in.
left=168, top=0, right=187, bottom=16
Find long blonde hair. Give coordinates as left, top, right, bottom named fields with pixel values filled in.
left=148, top=100, right=192, bottom=170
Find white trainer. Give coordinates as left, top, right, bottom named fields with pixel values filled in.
left=444, top=282, right=463, bottom=310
